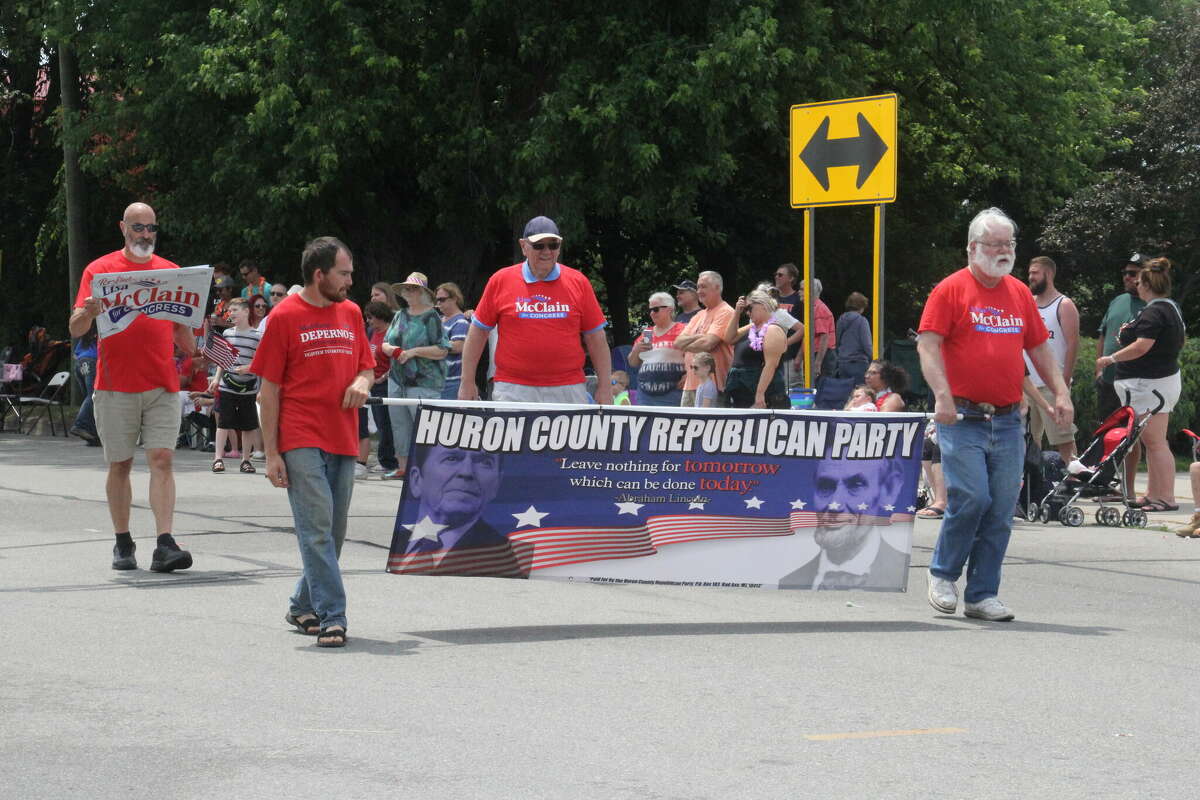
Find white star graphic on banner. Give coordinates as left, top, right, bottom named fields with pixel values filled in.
left=688, top=501, right=707, bottom=510
left=907, top=505, right=917, bottom=513
left=744, top=496, right=765, bottom=510
left=405, top=515, right=448, bottom=544
left=857, top=503, right=869, bottom=511
left=512, top=505, right=549, bottom=528
left=790, top=499, right=807, bottom=510
left=884, top=504, right=895, bottom=512
left=615, top=501, right=644, bottom=516
left=828, top=501, right=842, bottom=510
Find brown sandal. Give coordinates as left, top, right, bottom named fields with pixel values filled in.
left=239, top=460, right=256, bottom=474
left=211, top=459, right=225, bottom=473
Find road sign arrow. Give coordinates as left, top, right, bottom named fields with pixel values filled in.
left=799, top=112, right=889, bottom=191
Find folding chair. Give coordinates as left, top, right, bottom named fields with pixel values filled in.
left=17, top=371, right=71, bottom=436
left=1, top=360, right=23, bottom=432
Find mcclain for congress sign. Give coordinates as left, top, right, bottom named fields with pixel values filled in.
left=387, top=406, right=925, bottom=591
left=91, top=265, right=213, bottom=338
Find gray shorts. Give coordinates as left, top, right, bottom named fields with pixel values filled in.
left=492, top=381, right=589, bottom=404
left=94, top=388, right=181, bottom=463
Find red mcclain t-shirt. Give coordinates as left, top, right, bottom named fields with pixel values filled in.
left=919, top=267, right=1048, bottom=407
left=472, top=262, right=607, bottom=386
left=73, top=251, right=181, bottom=393
left=250, top=294, right=375, bottom=456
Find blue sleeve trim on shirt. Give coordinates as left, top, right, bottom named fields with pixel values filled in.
left=584, top=322, right=608, bottom=335
left=470, top=318, right=494, bottom=331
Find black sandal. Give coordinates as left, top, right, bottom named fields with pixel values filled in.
left=239, top=460, right=256, bottom=474
left=285, top=612, right=320, bottom=635
left=316, top=627, right=347, bottom=648
left=211, top=459, right=225, bottom=473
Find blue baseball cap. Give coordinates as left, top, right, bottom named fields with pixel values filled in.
left=522, top=216, right=562, bottom=243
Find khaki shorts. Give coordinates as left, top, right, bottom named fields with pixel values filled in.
left=1028, top=384, right=1078, bottom=447
left=94, top=388, right=181, bottom=463
left=491, top=381, right=588, bottom=405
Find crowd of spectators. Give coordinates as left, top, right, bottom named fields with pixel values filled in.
left=53, top=212, right=1192, bottom=523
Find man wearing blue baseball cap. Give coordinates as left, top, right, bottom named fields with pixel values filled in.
left=459, top=216, right=612, bottom=404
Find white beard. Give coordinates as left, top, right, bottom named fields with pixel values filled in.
left=975, top=251, right=1013, bottom=278
left=129, top=241, right=155, bottom=259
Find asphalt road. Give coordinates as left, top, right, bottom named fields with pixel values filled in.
left=2, top=435, right=1197, bottom=799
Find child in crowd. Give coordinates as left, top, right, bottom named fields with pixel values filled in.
left=207, top=297, right=262, bottom=474
left=692, top=352, right=718, bottom=408
left=844, top=384, right=878, bottom=412
left=612, top=370, right=632, bottom=406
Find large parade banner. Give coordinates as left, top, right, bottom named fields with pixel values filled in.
left=387, top=405, right=926, bottom=591
left=91, top=265, right=213, bottom=338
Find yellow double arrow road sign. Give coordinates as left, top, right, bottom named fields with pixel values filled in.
left=790, top=93, right=897, bottom=208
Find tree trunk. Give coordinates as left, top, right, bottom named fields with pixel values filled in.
left=59, top=42, right=89, bottom=305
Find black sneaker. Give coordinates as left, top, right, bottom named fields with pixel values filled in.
left=150, top=542, right=193, bottom=573
left=112, top=541, right=137, bottom=570
left=70, top=425, right=100, bottom=445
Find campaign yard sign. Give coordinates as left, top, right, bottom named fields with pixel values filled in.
left=387, top=406, right=925, bottom=591
left=92, top=265, right=213, bottom=338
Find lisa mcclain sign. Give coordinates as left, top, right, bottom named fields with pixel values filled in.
left=385, top=405, right=925, bottom=591
left=91, top=265, right=213, bottom=338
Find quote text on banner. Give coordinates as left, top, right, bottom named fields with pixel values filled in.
left=387, top=407, right=925, bottom=590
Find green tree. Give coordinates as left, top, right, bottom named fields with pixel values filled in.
left=1042, top=0, right=1200, bottom=330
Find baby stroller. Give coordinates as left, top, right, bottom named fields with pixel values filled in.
left=1035, top=391, right=1163, bottom=528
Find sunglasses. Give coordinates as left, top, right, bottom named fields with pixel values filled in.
left=435, top=296, right=451, bottom=303
left=1123, top=270, right=1140, bottom=277
left=529, top=240, right=561, bottom=251
left=269, top=291, right=286, bottom=297
left=252, top=303, right=266, bottom=309
left=649, top=306, right=668, bottom=313
left=126, top=223, right=159, bottom=233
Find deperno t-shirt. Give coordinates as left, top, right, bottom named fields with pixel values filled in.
left=250, top=294, right=375, bottom=456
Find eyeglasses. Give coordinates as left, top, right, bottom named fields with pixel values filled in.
left=252, top=303, right=266, bottom=309
left=975, top=239, right=1016, bottom=250
left=1122, top=270, right=1140, bottom=277
left=269, top=291, right=286, bottom=297
left=435, top=296, right=451, bottom=303
left=649, top=306, right=668, bottom=313
left=126, top=223, right=159, bottom=233
left=529, top=240, right=561, bottom=251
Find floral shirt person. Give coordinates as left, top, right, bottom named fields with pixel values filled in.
left=385, top=308, right=449, bottom=391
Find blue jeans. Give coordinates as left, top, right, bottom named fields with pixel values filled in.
left=283, top=448, right=356, bottom=630
left=440, top=379, right=460, bottom=400
left=73, top=357, right=97, bottom=435
left=930, top=409, right=1024, bottom=603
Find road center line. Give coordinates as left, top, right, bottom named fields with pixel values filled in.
left=806, top=727, right=966, bottom=741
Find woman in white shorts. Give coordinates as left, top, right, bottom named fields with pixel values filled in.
left=1098, top=257, right=1185, bottom=512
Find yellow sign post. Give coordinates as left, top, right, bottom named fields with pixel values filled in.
left=789, top=93, right=898, bottom=387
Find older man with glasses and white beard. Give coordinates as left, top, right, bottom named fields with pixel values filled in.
left=917, top=207, right=1072, bottom=622
left=70, top=202, right=198, bottom=573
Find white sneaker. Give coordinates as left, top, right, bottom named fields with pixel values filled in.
left=927, top=571, right=958, bottom=614
left=251, top=450, right=266, bottom=461
left=368, top=464, right=387, bottom=473
left=354, top=462, right=368, bottom=479
left=963, top=597, right=1015, bottom=622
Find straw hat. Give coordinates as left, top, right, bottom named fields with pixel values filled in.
left=391, top=272, right=434, bottom=302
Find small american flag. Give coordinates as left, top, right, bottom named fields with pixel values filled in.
left=202, top=325, right=239, bottom=370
